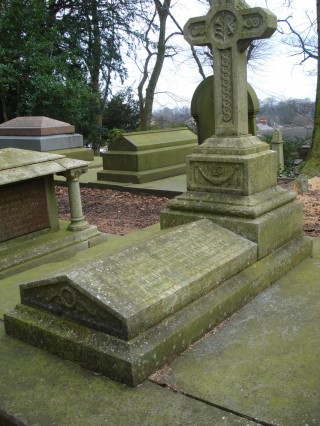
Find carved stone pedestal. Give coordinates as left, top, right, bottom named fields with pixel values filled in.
left=161, top=136, right=303, bottom=259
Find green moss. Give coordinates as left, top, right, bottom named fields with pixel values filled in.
left=4, top=235, right=312, bottom=387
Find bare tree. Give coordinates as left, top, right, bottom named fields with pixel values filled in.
left=279, top=1, right=320, bottom=178
left=137, top=0, right=175, bottom=130
left=304, top=0, right=320, bottom=177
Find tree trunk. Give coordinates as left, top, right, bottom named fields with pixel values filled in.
left=0, top=87, right=8, bottom=122
left=90, top=0, right=103, bottom=153
left=140, top=0, right=171, bottom=130
left=300, top=0, right=320, bottom=178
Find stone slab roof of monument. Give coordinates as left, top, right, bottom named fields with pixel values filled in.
left=0, top=148, right=88, bottom=185
left=111, top=128, right=197, bottom=151
left=0, top=116, right=75, bottom=136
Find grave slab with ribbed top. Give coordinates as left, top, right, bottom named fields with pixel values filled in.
left=5, top=219, right=257, bottom=386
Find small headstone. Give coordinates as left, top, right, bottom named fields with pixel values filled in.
left=298, top=143, right=311, bottom=160
left=270, top=129, right=284, bottom=173
left=0, top=116, right=93, bottom=161
left=191, top=76, right=259, bottom=145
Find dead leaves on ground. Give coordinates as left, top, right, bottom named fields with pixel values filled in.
left=55, top=183, right=320, bottom=237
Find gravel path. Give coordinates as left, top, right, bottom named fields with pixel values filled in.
left=55, top=179, right=320, bottom=237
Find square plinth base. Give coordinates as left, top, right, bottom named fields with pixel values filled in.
left=161, top=200, right=303, bottom=259
left=4, top=235, right=312, bottom=387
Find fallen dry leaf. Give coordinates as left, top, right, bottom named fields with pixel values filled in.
left=55, top=178, right=320, bottom=237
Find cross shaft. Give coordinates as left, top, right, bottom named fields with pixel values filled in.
left=184, top=0, right=277, bottom=137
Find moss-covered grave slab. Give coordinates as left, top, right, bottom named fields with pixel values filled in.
left=97, top=128, right=197, bottom=183
left=5, top=219, right=258, bottom=386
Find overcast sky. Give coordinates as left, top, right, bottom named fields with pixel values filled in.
left=123, top=0, right=317, bottom=109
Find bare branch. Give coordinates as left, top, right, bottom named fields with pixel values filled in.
left=278, top=16, right=318, bottom=63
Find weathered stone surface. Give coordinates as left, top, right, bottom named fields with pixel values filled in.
left=0, top=148, right=88, bottom=185
left=0, top=323, right=256, bottom=426
left=4, top=234, right=312, bottom=387
left=18, top=220, right=257, bottom=340
left=4, top=220, right=257, bottom=385
left=0, top=179, right=50, bottom=242
left=0, top=222, right=106, bottom=280
left=0, top=116, right=75, bottom=136
left=154, top=238, right=318, bottom=426
left=270, top=128, right=284, bottom=173
left=98, top=128, right=197, bottom=183
left=164, top=186, right=297, bottom=218
left=184, top=1, right=276, bottom=137
left=161, top=199, right=303, bottom=259
left=187, top=150, right=277, bottom=195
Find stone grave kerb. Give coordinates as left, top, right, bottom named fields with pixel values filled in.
left=184, top=0, right=277, bottom=139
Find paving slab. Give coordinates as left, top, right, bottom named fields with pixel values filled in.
left=154, top=242, right=320, bottom=426
left=0, top=322, right=257, bottom=426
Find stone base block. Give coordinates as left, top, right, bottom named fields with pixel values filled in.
left=0, top=223, right=107, bottom=279
left=4, top=234, right=312, bottom=386
left=161, top=200, right=303, bottom=259
left=165, top=186, right=297, bottom=218
left=187, top=149, right=277, bottom=195
left=0, top=134, right=83, bottom=151
left=97, top=163, right=187, bottom=184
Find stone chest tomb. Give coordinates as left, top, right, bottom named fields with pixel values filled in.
left=0, top=116, right=93, bottom=161
left=97, top=128, right=197, bottom=184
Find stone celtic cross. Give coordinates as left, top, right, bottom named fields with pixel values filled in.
left=184, top=0, right=277, bottom=137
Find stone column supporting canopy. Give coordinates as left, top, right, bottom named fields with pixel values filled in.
left=61, top=167, right=90, bottom=231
